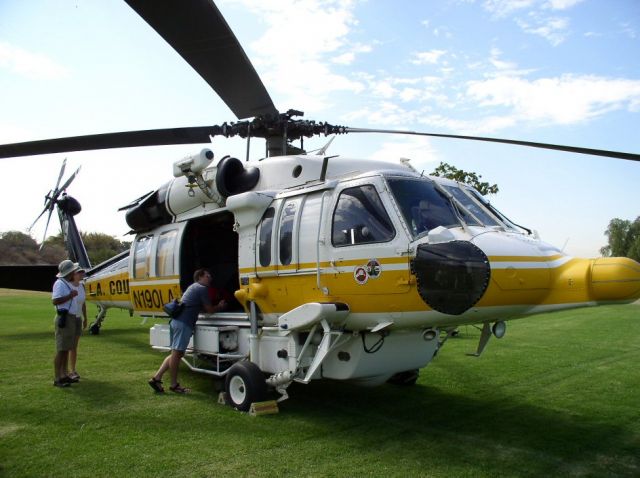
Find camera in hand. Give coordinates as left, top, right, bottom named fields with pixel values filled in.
left=56, top=309, right=69, bottom=328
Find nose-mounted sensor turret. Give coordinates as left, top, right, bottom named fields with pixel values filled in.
left=411, top=240, right=491, bottom=315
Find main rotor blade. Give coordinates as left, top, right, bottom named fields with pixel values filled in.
left=345, top=128, right=640, bottom=162
left=124, top=0, right=278, bottom=120
left=0, top=127, right=216, bottom=158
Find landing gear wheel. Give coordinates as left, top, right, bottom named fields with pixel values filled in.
left=387, top=369, right=419, bottom=386
left=89, top=323, right=101, bottom=335
left=224, top=361, right=267, bottom=411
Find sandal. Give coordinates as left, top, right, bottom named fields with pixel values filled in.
left=69, top=372, right=80, bottom=381
left=169, top=383, right=191, bottom=394
left=148, top=377, right=165, bottom=393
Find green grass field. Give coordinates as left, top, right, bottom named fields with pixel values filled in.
left=0, top=290, right=638, bottom=477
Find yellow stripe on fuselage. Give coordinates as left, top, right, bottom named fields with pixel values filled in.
left=237, top=255, right=639, bottom=316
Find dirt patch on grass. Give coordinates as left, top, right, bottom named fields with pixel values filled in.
left=0, top=423, right=25, bottom=437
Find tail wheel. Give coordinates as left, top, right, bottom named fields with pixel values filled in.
left=224, top=361, right=267, bottom=411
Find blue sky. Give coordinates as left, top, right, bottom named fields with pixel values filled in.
left=0, top=0, right=638, bottom=257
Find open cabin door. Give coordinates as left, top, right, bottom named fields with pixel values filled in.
left=129, top=222, right=186, bottom=315
left=179, top=211, right=242, bottom=309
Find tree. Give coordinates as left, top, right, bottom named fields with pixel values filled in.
left=45, top=232, right=131, bottom=265
left=430, top=162, right=499, bottom=196
left=600, top=217, right=640, bottom=261
left=0, top=231, right=66, bottom=265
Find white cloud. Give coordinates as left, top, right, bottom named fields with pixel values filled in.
left=466, top=74, right=640, bottom=124
left=222, top=0, right=364, bottom=113
left=545, top=0, right=584, bottom=10
left=370, top=136, right=439, bottom=166
left=516, top=16, right=570, bottom=45
left=483, top=0, right=536, bottom=17
left=332, top=52, right=355, bottom=65
left=417, top=113, right=518, bottom=135
left=332, top=43, right=372, bottom=65
left=489, top=47, right=516, bottom=70
left=486, top=47, right=536, bottom=77
left=399, top=88, right=422, bottom=102
left=433, top=27, right=453, bottom=39
left=620, top=22, right=637, bottom=39
left=412, top=49, right=446, bottom=65
left=0, top=41, right=69, bottom=79
left=343, top=101, right=418, bottom=127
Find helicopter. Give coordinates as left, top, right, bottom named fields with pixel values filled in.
left=0, top=0, right=639, bottom=412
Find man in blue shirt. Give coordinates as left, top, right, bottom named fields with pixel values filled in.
left=149, top=269, right=227, bottom=393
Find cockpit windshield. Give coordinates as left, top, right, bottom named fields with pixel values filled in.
left=442, top=185, right=500, bottom=227
left=387, top=178, right=461, bottom=237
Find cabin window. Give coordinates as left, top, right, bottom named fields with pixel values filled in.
left=133, top=235, right=152, bottom=278
left=279, top=200, right=298, bottom=266
left=259, top=207, right=275, bottom=267
left=156, top=229, right=178, bottom=276
left=332, top=185, right=395, bottom=247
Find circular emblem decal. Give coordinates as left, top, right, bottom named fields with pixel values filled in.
left=354, top=266, right=369, bottom=285
left=366, top=259, right=381, bottom=279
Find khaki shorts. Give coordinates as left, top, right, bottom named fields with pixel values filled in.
left=54, top=313, right=77, bottom=352
left=74, top=315, right=83, bottom=337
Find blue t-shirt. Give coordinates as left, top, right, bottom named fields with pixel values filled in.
left=175, top=283, right=212, bottom=327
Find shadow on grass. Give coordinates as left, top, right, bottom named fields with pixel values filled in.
left=273, top=379, right=637, bottom=473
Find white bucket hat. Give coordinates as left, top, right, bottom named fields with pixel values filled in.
left=57, top=259, right=81, bottom=278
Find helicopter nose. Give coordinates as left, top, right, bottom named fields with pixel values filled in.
left=411, top=241, right=491, bottom=315
left=591, top=257, right=640, bottom=302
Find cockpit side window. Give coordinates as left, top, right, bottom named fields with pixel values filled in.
left=258, top=207, right=275, bottom=267
left=133, top=235, right=152, bottom=278
left=465, top=187, right=520, bottom=232
left=332, top=185, right=395, bottom=247
left=387, top=178, right=460, bottom=237
left=156, top=229, right=178, bottom=276
left=279, top=201, right=297, bottom=266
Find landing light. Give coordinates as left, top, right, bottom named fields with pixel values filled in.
left=492, top=321, right=506, bottom=339
left=423, top=329, right=438, bottom=341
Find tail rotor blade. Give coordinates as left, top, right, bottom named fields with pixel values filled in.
left=28, top=205, right=51, bottom=233
left=53, top=158, right=67, bottom=193
left=58, top=166, right=81, bottom=193
left=39, top=206, right=55, bottom=250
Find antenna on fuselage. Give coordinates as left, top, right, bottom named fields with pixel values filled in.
left=316, top=136, right=336, bottom=156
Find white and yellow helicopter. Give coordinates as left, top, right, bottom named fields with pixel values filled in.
left=1, top=0, right=639, bottom=411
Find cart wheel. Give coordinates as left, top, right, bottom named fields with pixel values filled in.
left=387, top=369, right=419, bottom=386
left=224, top=362, right=267, bottom=411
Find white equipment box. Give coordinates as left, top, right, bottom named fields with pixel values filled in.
left=150, top=323, right=238, bottom=354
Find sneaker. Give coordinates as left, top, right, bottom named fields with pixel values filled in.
left=61, top=376, right=78, bottom=384
left=53, top=380, right=70, bottom=388
left=69, top=372, right=81, bottom=381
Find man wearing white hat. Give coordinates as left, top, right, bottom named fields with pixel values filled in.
left=51, top=259, right=81, bottom=388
